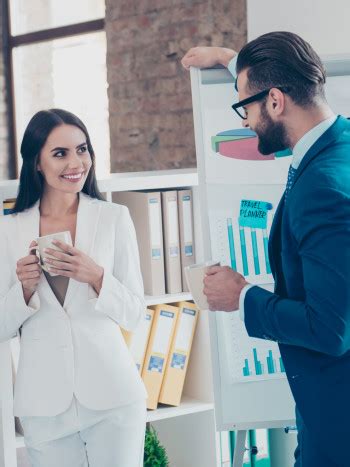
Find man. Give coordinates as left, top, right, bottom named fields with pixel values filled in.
left=182, top=32, right=350, bottom=467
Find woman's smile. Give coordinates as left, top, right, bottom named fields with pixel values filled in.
left=60, top=171, right=85, bottom=183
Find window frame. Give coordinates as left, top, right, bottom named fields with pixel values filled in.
left=3, top=0, right=105, bottom=177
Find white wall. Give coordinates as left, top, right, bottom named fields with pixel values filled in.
left=247, top=0, right=350, bottom=55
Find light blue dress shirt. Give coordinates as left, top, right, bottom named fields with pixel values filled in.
left=226, top=56, right=337, bottom=319
left=227, top=55, right=238, bottom=78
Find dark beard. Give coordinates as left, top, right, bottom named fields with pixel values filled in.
left=255, top=101, right=289, bottom=155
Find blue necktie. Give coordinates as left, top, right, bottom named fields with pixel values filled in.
left=285, top=165, right=297, bottom=201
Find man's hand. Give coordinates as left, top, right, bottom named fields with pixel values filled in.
left=203, top=266, right=248, bottom=312
left=181, top=47, right=237, bottom=70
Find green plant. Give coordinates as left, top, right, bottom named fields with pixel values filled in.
left=144, top=423, right=169, bottom=467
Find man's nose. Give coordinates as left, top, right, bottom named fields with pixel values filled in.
left=242, top=119, right=250, bottom=129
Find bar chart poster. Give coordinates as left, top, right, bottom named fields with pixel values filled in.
left=217, top=310, right=286, bottom=384
left=207, top=184, right=284, bottom=284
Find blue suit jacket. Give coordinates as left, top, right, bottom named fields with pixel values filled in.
left=245, top=116, right=350, bottom=463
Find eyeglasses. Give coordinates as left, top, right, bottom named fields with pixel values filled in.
left=231, top=86, right=291, bottom=120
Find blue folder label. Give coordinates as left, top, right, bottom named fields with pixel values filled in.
left=152, top=248, right=161, bottom=259
left=183, top=308, right=196, bottom=316
left=160, top=311, right=174, bottom=318
left=171, top=353, right=186, bottom=369
left=169, top=246, right=179, bottom=257
left=182, top=195, right=191, bottom=201
left=185, top=245, right=193, bottom=256
left=148, top=356, right=164, bottom=373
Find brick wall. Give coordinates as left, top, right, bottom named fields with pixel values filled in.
left=105, top=0, right=247, bottom=172
left=0, top=1, right=247, bottom=178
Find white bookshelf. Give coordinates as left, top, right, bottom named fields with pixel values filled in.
left=147, top=396, right=214, bottom=423
left=145, top=292, right=192, bottom=306
left=13, top=396, right=215, bottom=450
left=0, top=168, right=219, bottom=467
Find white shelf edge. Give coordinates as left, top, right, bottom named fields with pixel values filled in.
left=0, top=169, right=199, bottom=207
left=15, top=398, right=214, bottom=447
left=147, top=396, right=214, bottom=423
left=97, top=168, right=198, bottom=192
left=16, top=432, right=25, bottom=449
left=145, top=292, right=192, bottom=306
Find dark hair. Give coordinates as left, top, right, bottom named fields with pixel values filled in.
left=236, top=31, right=326, bottom=107
left=13, top=108, right=105, bottom=213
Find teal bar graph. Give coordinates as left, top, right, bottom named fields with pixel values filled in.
left=266, top=350, right=276, bottom=374
left=241, top=348, right=285, bottom=378
left=267, top=356, right=272, bottom=374
left=253, top=348, right=263, bottom=375
left=263, top=229, right=271, bottom=274
left=239, top=226, right=249, bottom=276
left=279, top=357, right=286, bottom=373
left=243, top=359, right=251, bottom=377
left=227, top=218, right=237, bottom=270
left=224, top=217, right=274, bottom=279
left=250, top=228, right=260, bottom=275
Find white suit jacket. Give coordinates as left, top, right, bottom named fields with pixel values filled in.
left=0, top=193, right=147, bottom=416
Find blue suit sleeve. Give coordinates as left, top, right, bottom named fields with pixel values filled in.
left=244, top=182, right=350, bottom=357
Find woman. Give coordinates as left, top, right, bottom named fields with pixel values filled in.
left=0, top=109, right=147, bottom=466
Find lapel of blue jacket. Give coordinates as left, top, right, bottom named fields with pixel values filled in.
left=268, top=115, right=349, bottom=281
left=289, top=115, right=349, bottom=193
left=268, top=193, right=285, bottom=279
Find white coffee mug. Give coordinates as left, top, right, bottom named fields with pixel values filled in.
left=31, top=231, right=73, bottom=277
left=184, top=260, right=220, bottom=310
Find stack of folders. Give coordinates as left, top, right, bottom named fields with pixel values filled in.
left=114, top=189, right=195, bottom=295
left=142, top=303, right=179, bottom=410
left=114, top=191, right=166, bottom=295
left=3, top=198, right=16, bottom=215
left=158, top=301, right=198, bottom=406
left=121, top=308, right=155, bottom=374
left=177, top=190, right=196, bottom=292
left=121, top=301, right=199, bottom=410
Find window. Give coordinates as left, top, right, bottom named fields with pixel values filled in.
left=9, top=0, right=105, bottom=35
left=6, top=0, right=110, bottom=177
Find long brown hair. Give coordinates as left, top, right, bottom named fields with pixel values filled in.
left=13, top=108, right=105, bottom=213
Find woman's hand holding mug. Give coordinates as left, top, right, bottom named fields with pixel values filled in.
left=43, top=240, right=104, bottom=294
left=16, top=240, right=42, bottom=304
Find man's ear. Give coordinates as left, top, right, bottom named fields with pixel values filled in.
left=269, top=88, right=285, bottom=116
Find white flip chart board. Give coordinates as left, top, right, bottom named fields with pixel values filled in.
left=190, top=55, right=350, bottom=430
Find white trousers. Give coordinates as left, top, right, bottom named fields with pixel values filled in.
left=21, top=398, right=146, bottom=467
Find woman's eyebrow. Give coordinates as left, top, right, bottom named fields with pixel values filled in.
left=50, top=146, right=67, bottom=152
left=50, top=142, right=87, bottom=152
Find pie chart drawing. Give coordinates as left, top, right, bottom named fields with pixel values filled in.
left=211, top=129, right=291, bottom=161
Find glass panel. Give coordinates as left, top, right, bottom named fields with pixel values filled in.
left=10, top=0, right=105, bottom=36
left=12, top=31, right=110, bottom=178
